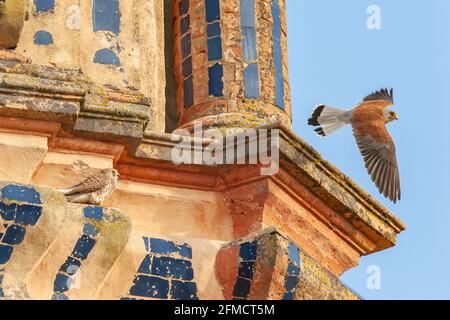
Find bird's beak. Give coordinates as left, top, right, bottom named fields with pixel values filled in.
left=393, top=112, right=399, bottom=120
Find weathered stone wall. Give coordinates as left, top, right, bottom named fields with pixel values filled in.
left=0, top=181, right=358, bottom=300
left=0, top=131, right=234, bottom=242
left=14, top=0, right=167, bottom=131
left=215, top=230, right=359, bottom=300
left=0, top=181, right=224, bottom=300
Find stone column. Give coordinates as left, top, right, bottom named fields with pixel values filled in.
left=0, top=0, right=30, bottom=63
left=173, top=0, right=292, bottom=130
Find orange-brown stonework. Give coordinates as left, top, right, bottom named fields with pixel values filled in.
left=0, top=0, right=405, bottom=300
left=215, top=230, right=360, bottom=300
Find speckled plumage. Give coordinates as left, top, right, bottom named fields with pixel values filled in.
left=59, top=169, right=120, bottom=205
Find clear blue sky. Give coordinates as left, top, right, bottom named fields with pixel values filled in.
left=286, top=0, right=450, bottom=300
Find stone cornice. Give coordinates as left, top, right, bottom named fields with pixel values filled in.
left=0, top=62, right=405, bottom=259
left=0, top=62, right=152, bottom=134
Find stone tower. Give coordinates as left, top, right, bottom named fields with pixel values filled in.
left=173, top=0, right=291, bottom=130
left=0, top=0, right=404, bottom=300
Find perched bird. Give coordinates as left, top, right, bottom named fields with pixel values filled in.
left=308, top=88, right=401, bottom=203
left=59, top=169, right=120, bottom=205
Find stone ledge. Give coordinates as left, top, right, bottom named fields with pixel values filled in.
left=0, top=62, right=153, bottom=142
left=134, top=127, right=405, bottom=260
left=277, top=127, right=406, bottom=252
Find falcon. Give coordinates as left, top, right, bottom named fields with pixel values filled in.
left=308, top=88, right=401, bottom=203
left=59, top=168, right=120, bottom=205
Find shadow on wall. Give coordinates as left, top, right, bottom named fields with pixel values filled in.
left=164, top=0, right=178, bottom=133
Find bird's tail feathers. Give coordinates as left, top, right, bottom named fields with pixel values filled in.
left=66, top=194, right=90, bottom=204
left=308, top=105, right=349, bottom=137
left=58, top=189, right=72, bottom=196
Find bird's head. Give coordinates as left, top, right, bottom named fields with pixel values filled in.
left=101, top=168, right=120, bottom=179
left=384, top=109, right=399, bottom=124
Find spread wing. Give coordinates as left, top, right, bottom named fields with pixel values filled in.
left=351, top=107, right=401, bottom=203
left=64, top=172, right=106, bottom=196
left=363, top=88, right=394, bottom=105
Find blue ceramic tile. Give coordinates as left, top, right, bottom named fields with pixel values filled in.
left=241, top=0, right=255, bottom=27
left=150, top=238, right=177, bottom=255
left=241, top=0, right=257, bottom=61
left=242, top=27, right=257, bottom=61
left=52, top=293, right=69, bottom=300
left=207, top=37, right=222, bottom=61
left=137, top=255, right=152, bottom=274
left=93, top=0, right=120, bottom=35
left=83, top=223, right=99, bottom=238
left=208, top=63, right=223, bottom=97
left=232, top=277, right=251, bottom=299
left=207, top=22, right=221, bottom=38
left=54, top=273, right=71, bottom=293
left=2, top=225, right=26, bottom=245
left=59, top=257, right=81, bottom=276
left=93, top=49, right=120, bottom=66
left=71, top=235, right=96, bottom=260
left=15, top=205, right=42, bottom=226
left=287, top=264, right=300, bottom=277
left=143, top=238, right=193, bottom=259
left=283, top=292, right=294, bottom=300
left=181, top=34, right=192, bottom=59
left=271, top=0, right=285, bottom=109
left=151, top=256, right=194, bottom=281
left=34, top=0, right=55, bottom=13
left=1, top=185, right=41, bottom=204
left=182, top=56, right=192, bottom=78
left=288, top=243, right=300, bottom=267
left=205, top=0, right=220, bottom=23
left=143, top=237, right=150, bottom=252
left=180, top=15, right=190, bottom=35
left=179, top=0, right=189, bottom=16
left=184, top=76, right=194, bottom=108
left=170, top=280, right=199, bottom=300
left=0, top=202, right=16, bottom=221
left=83, top=206, right=104, bottom=221
left=129, top=275, right=169, bottom=299
left=284, top=276, right=299, bottom=292
left=239, top=241, right=257, bottom=261
left=238, top=261, right=255, bottom=280
left=244, top=64, right=260, bottom=99
left=179, top=244, right=193, bottom=260
left=0, top=245, right=13, bottom=265
left=34, top=31, right=53, bottom=45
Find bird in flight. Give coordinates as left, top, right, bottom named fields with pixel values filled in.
left=59, top=168, right=120, bottom=205
left=308, top=88, right=401, bottom=203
